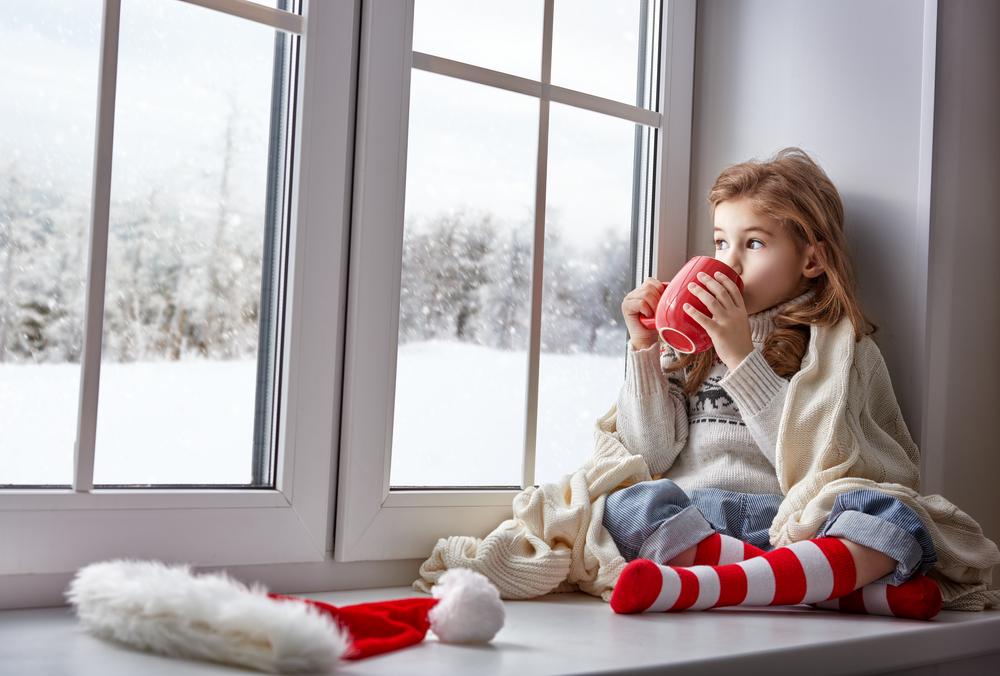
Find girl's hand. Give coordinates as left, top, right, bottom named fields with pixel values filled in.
left=621, top=277, right=666, bottom=350
left=683, top=271, right=754, bottom=371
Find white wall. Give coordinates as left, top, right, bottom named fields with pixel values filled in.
left=687, top=0, right=999, bottom=567
left=922, top=0, right=1000, bottom=557
left=688, top=0, right=931, bottom=437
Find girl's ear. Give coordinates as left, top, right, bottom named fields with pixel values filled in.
left=801, top=242, right=826, bottom=279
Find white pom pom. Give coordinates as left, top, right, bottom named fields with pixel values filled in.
left=427, top=568, right=505, bottom=644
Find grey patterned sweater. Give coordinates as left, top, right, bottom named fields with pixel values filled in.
left=615, top=290, right=815, bottom=495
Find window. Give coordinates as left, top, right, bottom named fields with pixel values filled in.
left=91, top=0, right=291, bottom=487
left=1, top=0, right=299, bottom=488
left=0, top=0, right=695, bottom=608
left=335, top=0, right=695, bottom=561
left=0, top=0, right=353, bottom=600
left=1, top=0, right=101, bottom=486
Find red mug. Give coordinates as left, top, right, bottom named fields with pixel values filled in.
left=637, top=256, right=744, bottom=354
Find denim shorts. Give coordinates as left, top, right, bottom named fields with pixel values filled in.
left=602, top=478, right=937, bottom=586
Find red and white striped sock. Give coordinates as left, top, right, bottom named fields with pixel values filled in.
left=811, top=574, right=941, bottom=620
left=611, top=537, right=940, bottom=619
left=612, top=537, right=857, bottom=614
left=690, top=532, right=766, bottom=565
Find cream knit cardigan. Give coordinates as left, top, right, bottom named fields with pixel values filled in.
left=415, top=317, right=1000, bottom=610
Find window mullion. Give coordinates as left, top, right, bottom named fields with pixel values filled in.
left=252, top=6, right=298, bottom=487
left=651, top=0, right=695, bottom=281
left=522, top=0, right=555, bottom=490
left=74, top=0, right=122, bottom=493
left=631, top=0, right=653, bottom=291
left=410, top=52, right=661, bottom=128
left=176, top=0, right=305, bottom=35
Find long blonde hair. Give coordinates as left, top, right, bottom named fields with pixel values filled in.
left=668, top=147, right=877, bottom=396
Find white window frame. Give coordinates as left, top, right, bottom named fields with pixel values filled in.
left=0, top=0, right=358, bottom=605
left=335, top=0, right=696, bottom=562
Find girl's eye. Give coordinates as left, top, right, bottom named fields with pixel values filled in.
left=714, top=239, right=763, bottom=250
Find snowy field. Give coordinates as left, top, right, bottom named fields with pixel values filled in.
left=1, top=341, right=627, bottom=487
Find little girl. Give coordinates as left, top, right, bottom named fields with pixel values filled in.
left=602, top=147, right=998, bottom=620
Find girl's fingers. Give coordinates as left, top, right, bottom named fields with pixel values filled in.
left=633, top=287, right=663, bottom=314
left=686, top=282, right=720, bottom=314
left=624, top=296, right=656, bottom=319
left=684, top=302, right=712, bottom=326
left=694, top=272, right=731, bottom=308
left=711, top=271, right=744, bottom=308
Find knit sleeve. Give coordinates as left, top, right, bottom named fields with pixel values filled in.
left=614, top=341, right=690, bottom=475
left=718, top=347, right=789, bottom=467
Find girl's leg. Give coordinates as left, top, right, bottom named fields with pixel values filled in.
left=666, top=533, right=766, bottom=566
left=611, top=489, right=942, bottom=620
left=664, top=492, right=904, bottom=573
left=664, top=544, right=697, bottom=566
left=668, top=538, right=908, bottom=593
left=604, top=482, right=771, bottom=567
left=664, top=489, right=779, bottom=566
left=839, top=537, right=896, bottom=586
left=667, top=523, right=892, bottom=572
left=810, top=489, right=938, bottom=586
left=675, top=537, right=903, bottom=584
left=603, top=479, right=717, bottom=564
left=610, top=535, right=941, bottom=620
left=808, top=490, right=942, bottom=619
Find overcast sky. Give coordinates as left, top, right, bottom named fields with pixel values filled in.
left=1, top=0, right=652, bottom=246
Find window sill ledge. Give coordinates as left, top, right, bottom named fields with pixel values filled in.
left=2, top=587, right=999, bottom=675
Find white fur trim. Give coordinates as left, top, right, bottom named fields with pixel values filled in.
left=428, top=568, right=505, bottom=643
left=66, top=559, right=348, bottom=673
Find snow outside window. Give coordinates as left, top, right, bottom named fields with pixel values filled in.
left=2, top=0, right=294, bottom=488
left=1, top=0, right=359, bottom=605
left=0, top=0, right=696, bottom=607
left=335, top=0, right=696, bottom=561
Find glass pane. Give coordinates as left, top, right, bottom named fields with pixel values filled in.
left=534, top=103, right=641, bottom=484
left=413, top=0, right=542, bottom=80
left=390, top=71, right=538, bottom=487
left=0, top=0, right=101, bottom=486
left=552, top=0, right=651, bottom=107
left=92, top=0, right=287, bottom=485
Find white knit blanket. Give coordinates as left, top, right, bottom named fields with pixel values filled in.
left=768, top=317, right=1000, bottom=610
left=415, top=318, right=1000, bottom=610
left=414, top=408, right=648, bottom=602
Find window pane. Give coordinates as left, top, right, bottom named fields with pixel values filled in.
left=552, top=0, right=651, bottom=107
left=0, top=0, right=101, bottom=486
left=535, top=103, right=641, bottom=484
left=92, top=0, right=288, bottom=485
left=413, top=0, right=542, bottom=80
left=390, top=71, right=538, bottom=487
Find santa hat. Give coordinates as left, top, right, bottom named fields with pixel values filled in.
left=66, top=559, right=504, bottom=673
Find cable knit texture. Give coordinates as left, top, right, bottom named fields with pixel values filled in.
left=414, top=299, right=1000, bottom=611
left=616, top=291, right=812, bottom=491
left=414, top=426, right=651, bottom=601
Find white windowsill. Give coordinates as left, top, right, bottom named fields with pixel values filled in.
left=2, top=586, right=999, bottom=675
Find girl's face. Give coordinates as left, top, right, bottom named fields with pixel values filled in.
left=712, top=197, right=821, bottom=315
